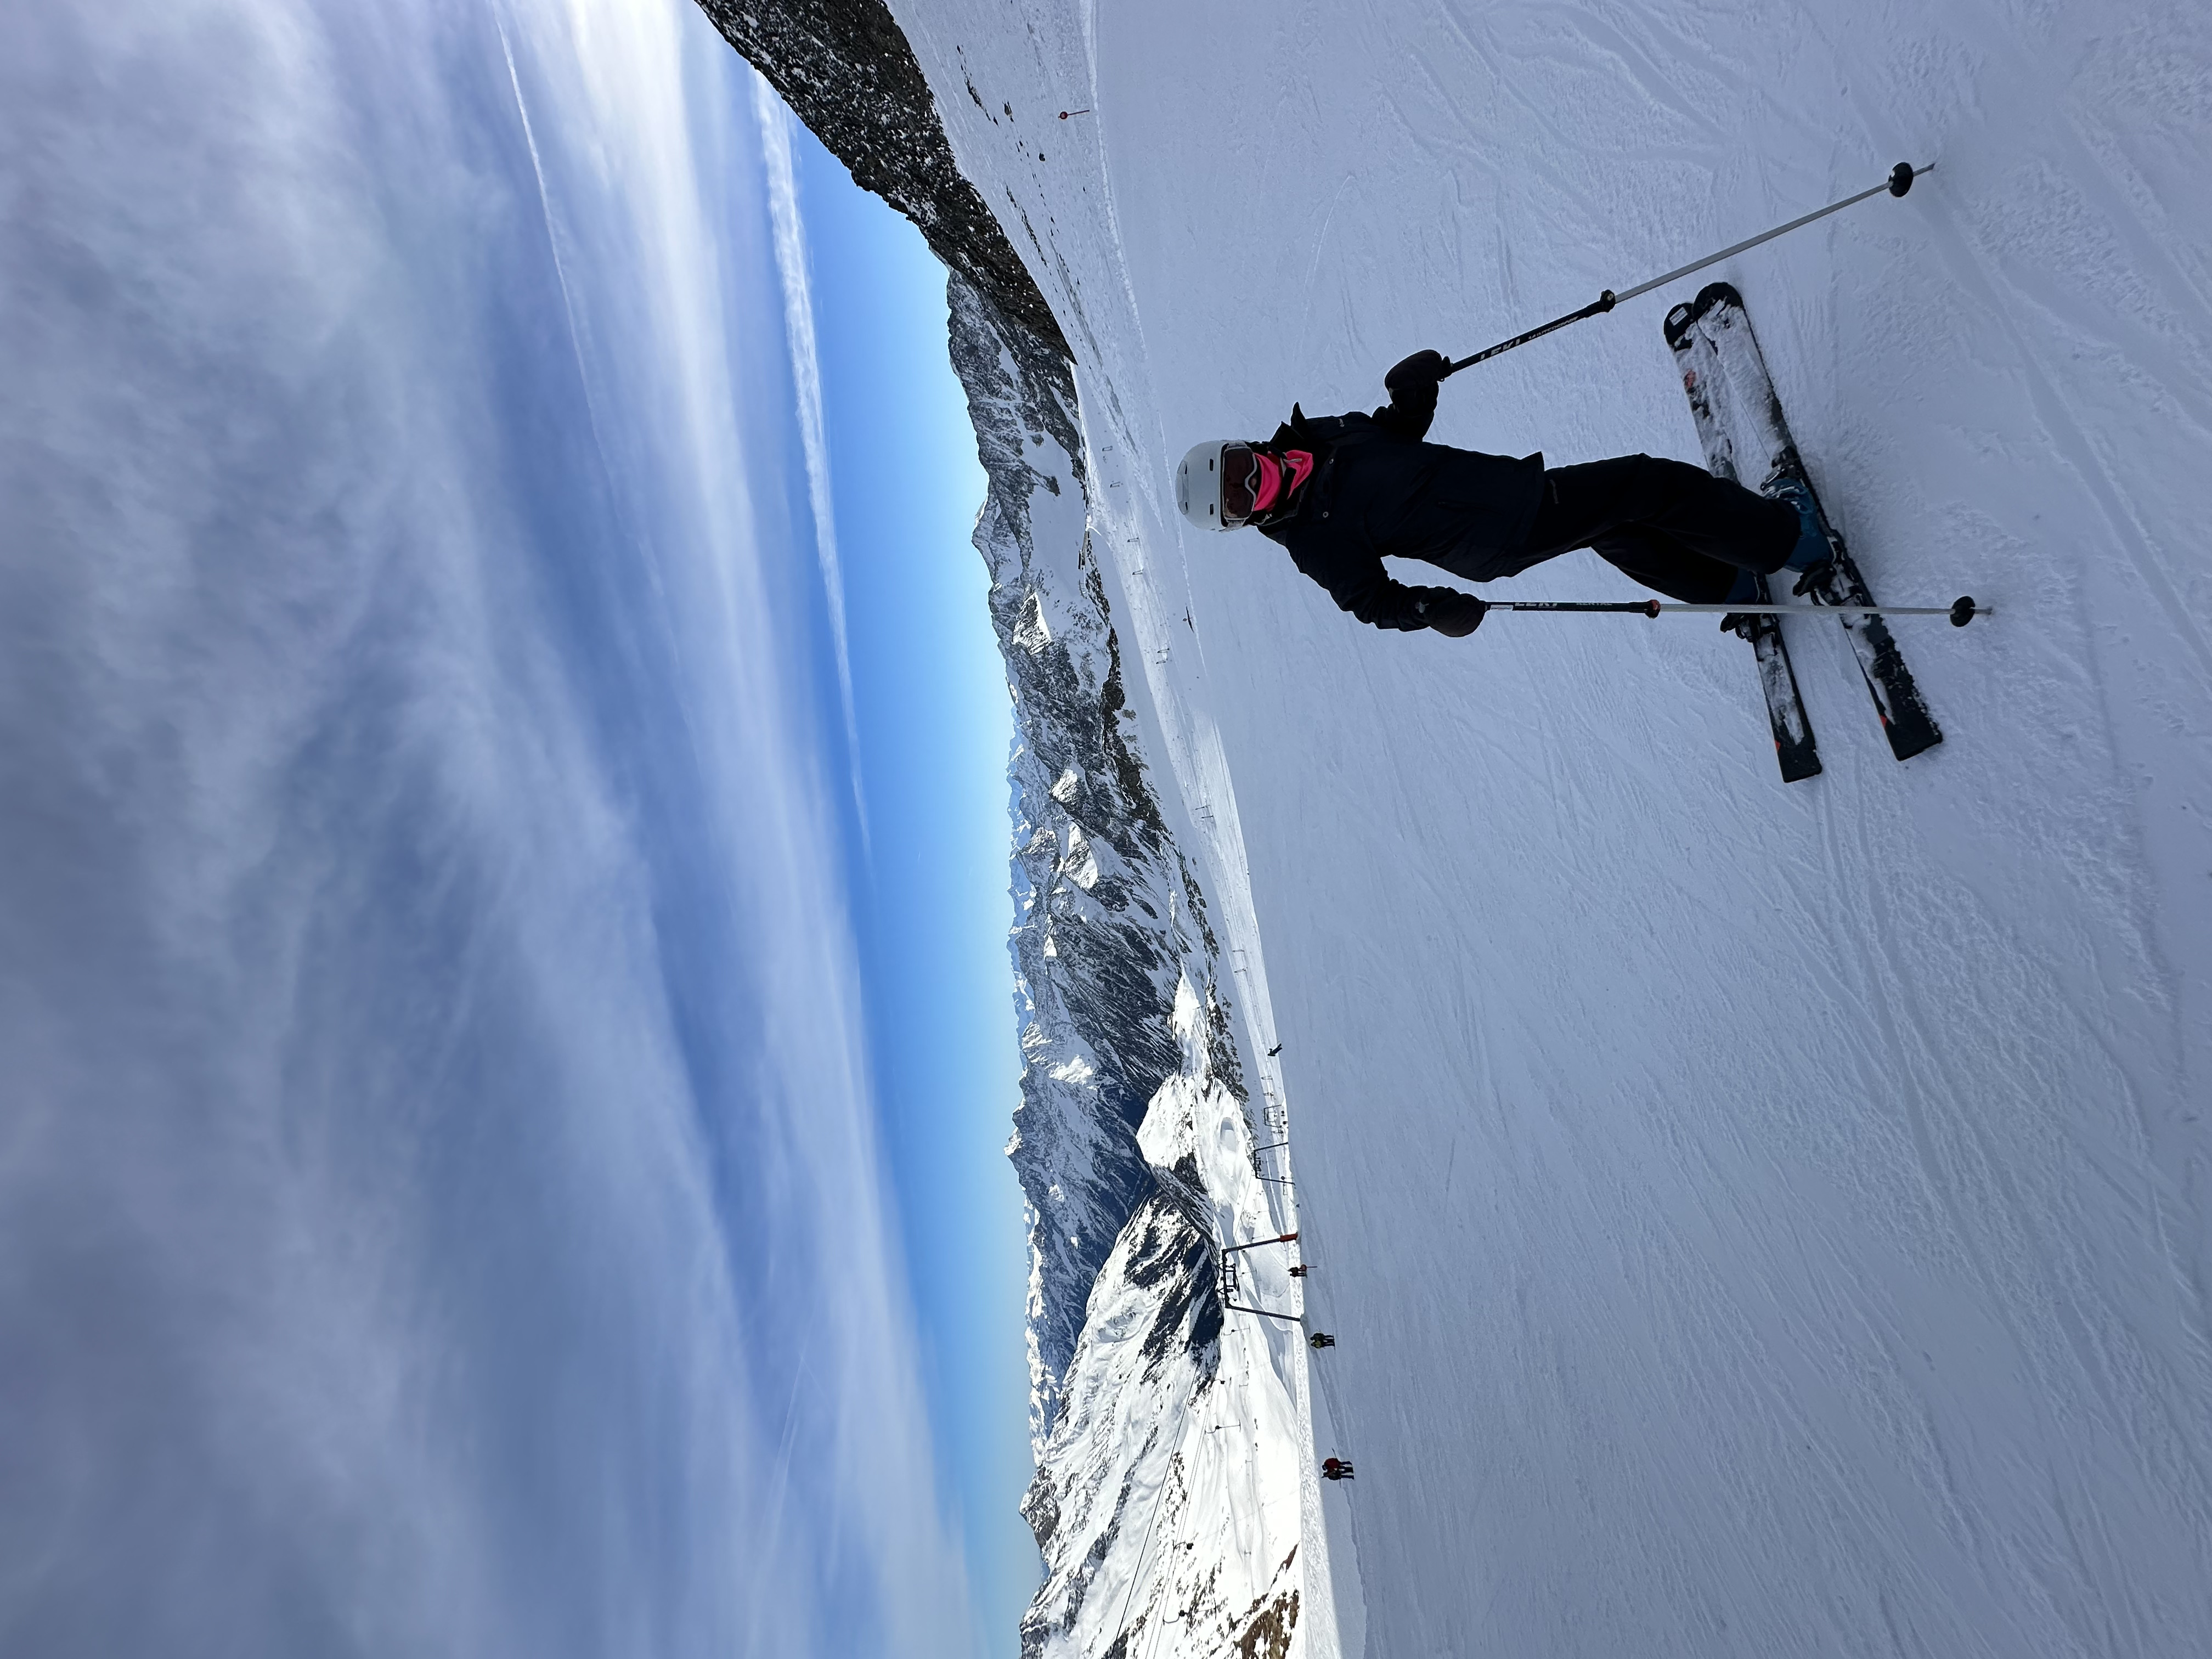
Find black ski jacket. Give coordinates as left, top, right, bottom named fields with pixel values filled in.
left=1255, top=396, right=1546, bottom=631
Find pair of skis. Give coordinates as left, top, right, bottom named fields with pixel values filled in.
left=1665, top=283, right=1940, bottom=783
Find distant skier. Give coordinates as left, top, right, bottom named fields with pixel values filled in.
left=1175, top=351, right=1832, bottom=636
left=1321, top=1457, right=1355, bottom=1481
left=1308, top=1332, right=1335, bottom=1349
left=1289, top=1264, right=1311, bottom=1278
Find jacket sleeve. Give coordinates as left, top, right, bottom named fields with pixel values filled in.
left=1274, top=393, right=1430, bottom=445
left=1369, top=386, right=1436, bottom=442
left=1372, top=349, right=1445, bottom=440
left=1274, top=524, right=1471, bottom=632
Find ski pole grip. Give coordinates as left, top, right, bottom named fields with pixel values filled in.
left=1385, top=349, right=1452, bottom=395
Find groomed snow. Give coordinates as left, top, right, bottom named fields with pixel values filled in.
left=900, top=0, right=2212, bottom=1652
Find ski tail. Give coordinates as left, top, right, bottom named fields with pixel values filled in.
left=1786, top=526, right=1943, bottom=760
left=1665, top=292, right=1822, bottom=783
left=1744, top=572, right=1822, bottom=782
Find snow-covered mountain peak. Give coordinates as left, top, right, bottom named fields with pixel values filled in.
left=1022, top=964, right=1308, bottom=1659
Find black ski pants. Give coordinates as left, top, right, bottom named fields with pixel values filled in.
left=1516, top=454, right=1798, bottom=603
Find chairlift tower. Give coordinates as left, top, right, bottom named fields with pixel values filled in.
left=1217, top=1232, right=1302, bottom=1323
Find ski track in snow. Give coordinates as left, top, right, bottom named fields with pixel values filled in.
left=901, top=1, right=2212, bottom=1653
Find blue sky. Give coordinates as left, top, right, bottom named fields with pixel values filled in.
left=0, top=0, right=1030, bottom=1654
left=764, top=74, right=1040, bottom=1657
left=771, top=110, right=1041, bottom=1647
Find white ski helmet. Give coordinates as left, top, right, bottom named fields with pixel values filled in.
left=1176, top=440, right=1240, bottom=532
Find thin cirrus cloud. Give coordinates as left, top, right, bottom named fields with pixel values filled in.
left=753, top=72, right=870, bottom=845
left=0, top=0, right=975, bottom=1655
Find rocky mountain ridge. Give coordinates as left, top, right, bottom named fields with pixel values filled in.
left=690, top=8, right=1311, bottom=1656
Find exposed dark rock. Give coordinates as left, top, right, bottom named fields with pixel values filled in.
left=692, top=0, right=1073, bottom=392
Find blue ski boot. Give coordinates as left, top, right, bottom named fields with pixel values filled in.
left=1767, top=473, right=1836, bottom=595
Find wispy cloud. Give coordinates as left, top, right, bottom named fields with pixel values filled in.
left=0, top=0, right=969, bottom=1652
left=752, top=74, right=870, bottom=846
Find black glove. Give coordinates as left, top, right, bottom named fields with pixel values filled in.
left=1384, top=349, right=1450, bottom=396
left=1417, top=591, right=1487, bottom=637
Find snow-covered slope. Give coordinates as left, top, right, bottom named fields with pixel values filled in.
left=893, top=1, right=2212, bottom=1656
left=714, top=0, right=2211, bottom=1651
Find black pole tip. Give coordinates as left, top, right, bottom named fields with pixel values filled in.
left=1949, top=595, right=1976, bottom=627
left=1889, top=162, right=1917, bottom=198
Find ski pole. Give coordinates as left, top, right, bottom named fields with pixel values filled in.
left=1493, top=595, right=1989, bottom=627
left=1441, top=163, right=1929, bottom=377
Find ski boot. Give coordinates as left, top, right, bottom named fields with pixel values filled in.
left=1764, top=473, right=1837, bottom=596
left=1718, top=565, right=1764, bottom=639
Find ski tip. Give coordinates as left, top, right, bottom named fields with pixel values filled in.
left=1663, top=283, right=1743, bottom=347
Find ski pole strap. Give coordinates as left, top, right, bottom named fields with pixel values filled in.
left=1496, top=596, right=1989, bottom=625
left=1441, top=163, right=1930, bottom=377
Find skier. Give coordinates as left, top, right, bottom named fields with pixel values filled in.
left=1175, top=351, right=1832, bottom=636
left=1289, top=1264, right=1311, bottom=1278
left=1321, top=1457, right=1355, bottom=1481
left=1308, top=1332, right=1335, bottom=1349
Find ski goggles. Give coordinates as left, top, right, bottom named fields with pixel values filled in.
left=1220, top=445, right=1313, bottom=526
left=1218, top=444, right=1267, bottom=526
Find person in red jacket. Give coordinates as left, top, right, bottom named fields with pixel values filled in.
left=1321, top=1457, right=1355, bottom=1481
left=1176, top=351, right=1831, bottom=637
